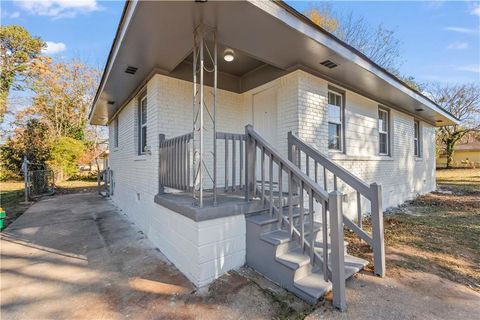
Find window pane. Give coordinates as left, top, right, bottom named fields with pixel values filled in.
left=141, top=126, right=147, bottom=152
left=379, top=133, right=388, bottom=154
left=328, top=104, right=341, bottom=123
left=378, top=110, right=387, bottom=132
left=328, top=91, right=341, bottom=107
left=414, top=141, right=418, bottom=156
left=328, top=123, right=341, bottom=150
left=414, top=121, right=419, bottom=138
left=141, top=100, right=147, bottom=125
left=328, top=92, right=335, bottom=105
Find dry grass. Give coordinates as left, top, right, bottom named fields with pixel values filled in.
left=346, top=168, right=480, bottom=292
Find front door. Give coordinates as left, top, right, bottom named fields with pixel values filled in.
left=253, top=87, right=277, bottom=147
left=253, top=87, right=278, bottom=187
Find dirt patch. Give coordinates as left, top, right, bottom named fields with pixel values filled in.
left=346, top=168, right=480, bottom=293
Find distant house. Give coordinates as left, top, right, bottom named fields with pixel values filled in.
left=88, top=1, right=459, bottom=310
left=437, top=141, right=480, bottom=168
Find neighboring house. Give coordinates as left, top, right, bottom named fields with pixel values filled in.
left=437, top=142, right=480, bottom=168
left=89, top=1, right=458, bottom=310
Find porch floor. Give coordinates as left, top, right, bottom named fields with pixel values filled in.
left=154, top=189, right=268, bottom=222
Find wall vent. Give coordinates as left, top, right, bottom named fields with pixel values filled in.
left=125, top=66, right=138, bottom=74
left=107, top=101, right=115, bottom=105
left=320, top=60, right=338, bottom=69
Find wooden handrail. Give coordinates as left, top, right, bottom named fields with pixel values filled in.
left=288, top=132, right=371, bottom=199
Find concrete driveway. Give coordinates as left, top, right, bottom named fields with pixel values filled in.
left=1, top=193, right=309, bottom=320
left=1, top=193, right=479, bottom=320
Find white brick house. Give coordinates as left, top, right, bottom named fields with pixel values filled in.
left=90, top=0, right=458, bottom=309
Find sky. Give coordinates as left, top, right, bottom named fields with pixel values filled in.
left=0, top=0, right=479, bottom=84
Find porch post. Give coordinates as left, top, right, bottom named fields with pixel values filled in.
left=370, top=182, right=385, bottom=277
left=192, top=24, right=217, bottom=208
left=329, top=190, right=347, bottom=311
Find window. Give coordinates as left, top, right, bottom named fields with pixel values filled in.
left=328, top=90, right=343, bottom=151
left=138, top=95, right=147, bottom=154
left=414, top=120, right=421, bottom=157
left=378, top=107, right=390, bottom=155
left=113, top=117, right=119, bottom=148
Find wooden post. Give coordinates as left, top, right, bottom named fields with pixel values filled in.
left=158, top=134, right=165, bottom=195
left=245, top=125, right=256, bottom=201
left=370, top=182, right=385, bottom=277
left=329, top=190, right=347, bottom=311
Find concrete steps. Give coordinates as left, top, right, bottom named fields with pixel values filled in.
left=246, top=210, right=367, bottom=304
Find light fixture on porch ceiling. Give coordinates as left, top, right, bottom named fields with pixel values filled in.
left=223, top=49, right=235, bottom=62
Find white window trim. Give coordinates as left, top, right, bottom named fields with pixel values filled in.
left=327, top=90, right=345, bottom=152
left=378, top=107, right=390, bottom=156
left=138, top=95, right=147, bottom=155
left=414, top=120, right=421, bottom=158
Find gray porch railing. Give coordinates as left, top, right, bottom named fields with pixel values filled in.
left=288, top=132, right=385, bottom=278
left=158, top=132, right=193, bottom=193
left=216, top=132, right=246, bottom=192
left=244, top=124, right=347, bottom=310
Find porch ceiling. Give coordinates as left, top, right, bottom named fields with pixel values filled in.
left=89, top=0, right=458, bottom=126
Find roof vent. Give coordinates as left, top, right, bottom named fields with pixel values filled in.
left=125, top=66, right=138, bottom=74
left=320, top=60, right=338, bottom=69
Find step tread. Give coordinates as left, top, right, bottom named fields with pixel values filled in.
left=294, top=271, right=332, bottom=300
left=276, top=247, right=310, bottom=269
left=260, top=230, right=291, bottom=245
left=247, top=208, right=308, bottom=226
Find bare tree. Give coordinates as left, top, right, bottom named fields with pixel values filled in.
left=305, top=6, right=401, bottom=73
left=428, top=83, right=480, bottom=168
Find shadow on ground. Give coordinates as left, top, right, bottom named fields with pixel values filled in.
left=0, top=193, right=311, bottom=320
left=1, top=193, right=479, bottom=320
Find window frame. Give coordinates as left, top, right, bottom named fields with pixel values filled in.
left=414, top=119, right=421, bottom=158
left=138, top=95, right=147, bottom=155
left=378, top=106, right=390, bottom=156
left=113, top=117, right=119, bottom=148
left=327, top=89, right=345, bottom=152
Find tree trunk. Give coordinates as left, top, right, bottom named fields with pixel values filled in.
left=445, top=141, right=455, bottom=169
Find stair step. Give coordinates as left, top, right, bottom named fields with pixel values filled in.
left=247, top=207, right=308, bottom=226
left=293, top=270, right=332, bottom=300
left=341, top=254, right=368, bottom=279
left=276, top=247, right=310, bottom=270
left=260, top=229, right=291, bottom=245
left=260, top=220, right=322, bottom=245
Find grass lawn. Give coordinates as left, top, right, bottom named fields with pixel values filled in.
left=347, top=168, right=480, bottom=292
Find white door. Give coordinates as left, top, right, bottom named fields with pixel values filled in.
left=253, top=87, right=277, bottom=147
left=253, top=87, right=278, bottom=188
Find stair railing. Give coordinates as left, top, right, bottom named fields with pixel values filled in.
left=288, top=132, right=385, bottom=278
left=245, top=124, right=348, bottom=310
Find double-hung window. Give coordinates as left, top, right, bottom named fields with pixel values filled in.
left=378, top=107, right=390, bottom=155
left=414, top=120, right=421, bottom=157
left=328, top=91, right=343, bottom=151
left=138, top=95, right=147, bottom=155
left=113, top=117, right=119, bottom=148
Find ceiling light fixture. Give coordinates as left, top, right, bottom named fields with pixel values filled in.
left=223, top=49, right=235, bottom=62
